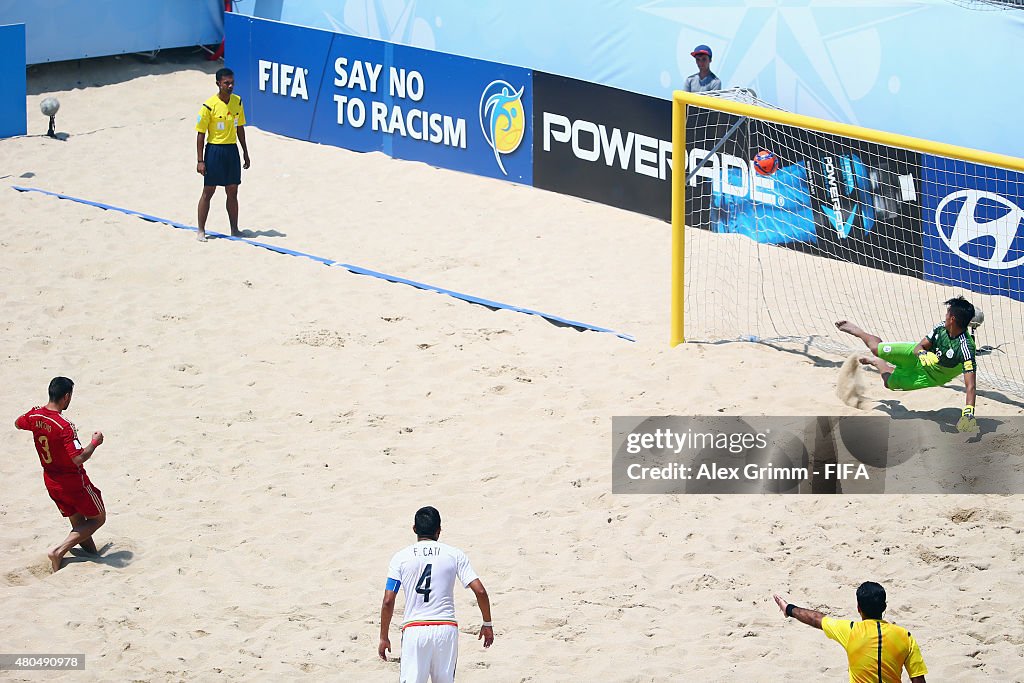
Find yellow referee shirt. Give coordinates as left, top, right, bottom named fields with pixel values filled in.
left=196, top=94, right=246, bottom=145
left=822, top=617, right=928, bottom=682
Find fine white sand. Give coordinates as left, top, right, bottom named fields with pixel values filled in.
left=1, top=52, right=1023, bottom=682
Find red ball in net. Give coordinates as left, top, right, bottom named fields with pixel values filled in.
left=753, top=149, right=779, bottom=175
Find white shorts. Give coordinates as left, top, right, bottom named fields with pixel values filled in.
left=401, top=624, right=458, bottom=683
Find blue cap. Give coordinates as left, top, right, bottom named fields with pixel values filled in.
left=691, top=44, right=712, bottom=59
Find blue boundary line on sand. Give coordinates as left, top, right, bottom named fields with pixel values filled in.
left=11, top=185, right=635, bottom=342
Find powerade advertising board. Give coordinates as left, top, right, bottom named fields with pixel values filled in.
left=532, top=72, right=672, bottom=221
left=684, top=110, right=924, bottom=278
left=921, top=156, right=1024, bottom=302
left=227, top=14, right=531, bottom=184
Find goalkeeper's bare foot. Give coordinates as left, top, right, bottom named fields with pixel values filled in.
left=859, top=355, right=891, bottom=372
left=835, top=320, right=864, bottom=336
left=835, top=320, right=882, bottom=354
left=860, top=355, right=882, bottom=370
left=854, top=354, right=894, bottom=389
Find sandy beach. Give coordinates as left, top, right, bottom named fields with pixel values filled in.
left=1, top=51, right=1023, bottom=681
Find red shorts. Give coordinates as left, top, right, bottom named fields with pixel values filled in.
left=45, top=474, right=104, bottom=518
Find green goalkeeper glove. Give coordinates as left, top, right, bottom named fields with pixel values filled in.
left=917, top=351, right=939, bottom=367
left=956, top=405, right=978, bottom=433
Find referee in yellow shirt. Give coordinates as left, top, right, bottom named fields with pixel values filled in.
left=195, top=67, right=251, bottom=242
left=774, top=583, right=927, bottom=682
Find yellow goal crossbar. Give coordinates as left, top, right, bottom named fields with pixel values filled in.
left=670, top=91, right=1024, bottom=346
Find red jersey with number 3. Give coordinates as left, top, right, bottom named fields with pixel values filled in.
left=15, top=406, right=85, bottom=479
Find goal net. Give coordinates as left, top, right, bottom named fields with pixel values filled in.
left=671, top=90, right=1024, bottom=399
left=944, top=0, right=1024, bottom=10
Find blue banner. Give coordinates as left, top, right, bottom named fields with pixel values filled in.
left=387, top=44, right=530, bottom=181
left=0, top=23, right=25, bottom=138
left=308, top=32, right=387, bottom=153
left=231, top=0, right=1024, bottom=159
left=228, top=14, right=532, bottom=183
left=248, top=17, right=336, bottom=143
left=922, top=156, right=1024, bottom=302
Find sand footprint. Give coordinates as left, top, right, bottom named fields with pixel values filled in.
left=1, top=557, right=54, bottom=585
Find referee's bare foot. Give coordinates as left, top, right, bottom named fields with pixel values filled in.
left=230, top=228, right=242, bottom=237
left=47, top=547, right=63, bottom=573
left=197, top=231, right=208, bottom=242
left=835, top=320, right=863, bottom=336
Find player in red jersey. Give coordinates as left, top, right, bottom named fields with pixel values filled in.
left=15, top=377, right=106, bottom=573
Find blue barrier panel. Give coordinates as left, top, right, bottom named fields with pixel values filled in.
left=226, top=13, right=254, bottom=117
left=227, top=14, right=260, bottom=137
left=922, top=156, right=1024, bottom=302
left=227, top=14, right=531, bottom=183
left=248, top=16, right=335, bottom=142
left=0, top=23, right=26, bottom=138
left=308, top=30, right=388, bottom=153
left=0, top=0, right=223, bottom=65
left=387, top=43, right=530, bottom=182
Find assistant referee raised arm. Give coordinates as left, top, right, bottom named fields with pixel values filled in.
left=195, top=67, right=250, bottom=242
left=773, top=583, right=927, bottom=683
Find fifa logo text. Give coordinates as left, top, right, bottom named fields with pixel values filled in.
left=258, top=60, right=309, bottom=100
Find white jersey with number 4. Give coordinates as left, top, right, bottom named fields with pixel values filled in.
left=387, top=540, right=479, bottom=628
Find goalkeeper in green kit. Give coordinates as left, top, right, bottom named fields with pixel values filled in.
left=835, top=296, right=979, bottom=433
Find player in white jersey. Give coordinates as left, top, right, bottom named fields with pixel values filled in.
left=379, top=506, right=494, bottom=683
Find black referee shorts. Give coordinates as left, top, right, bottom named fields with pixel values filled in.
left=203, top=143, right=241, bottom=187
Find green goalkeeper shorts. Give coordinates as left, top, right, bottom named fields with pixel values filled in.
left=877, top=342, right=944, bottom=391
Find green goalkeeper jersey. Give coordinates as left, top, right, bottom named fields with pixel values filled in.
left=926, top=323, right=976, bottom=384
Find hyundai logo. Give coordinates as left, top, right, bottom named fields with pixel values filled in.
left=935, top=190, right=1024, bottom=270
